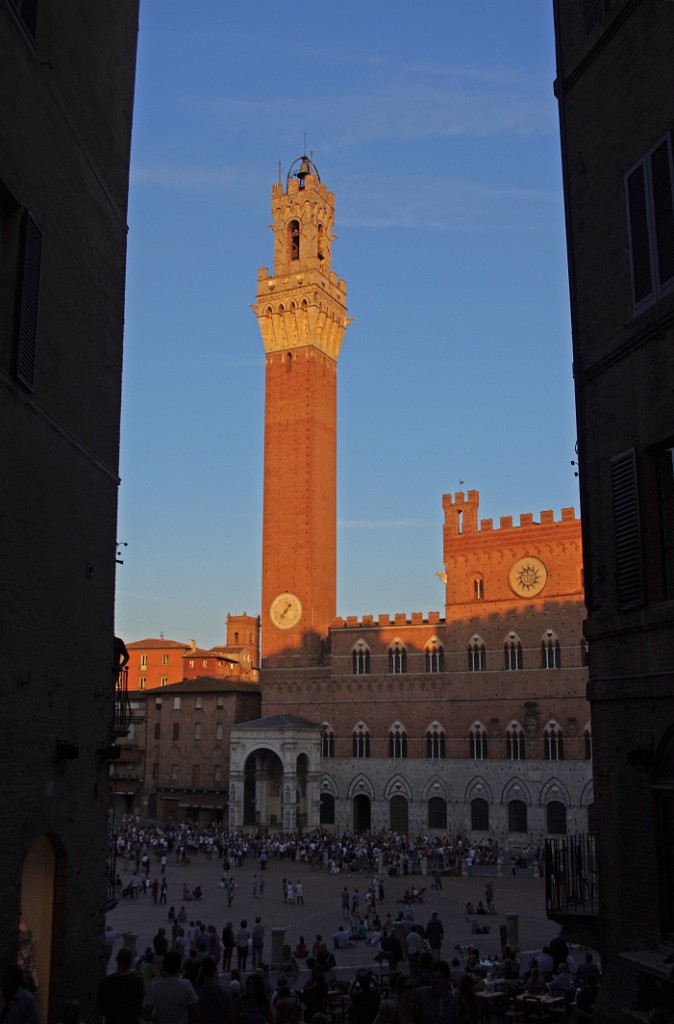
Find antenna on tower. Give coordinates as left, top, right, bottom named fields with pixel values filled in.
left=277, top=160, right=281, bottom=184
left=303, top=130, right=307, bottom=153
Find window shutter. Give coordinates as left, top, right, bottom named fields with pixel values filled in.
left=650, top=139, right=674, bottom=288
left=610, top=449, right=644, bottom=608
left=626, top=164, right=653, bottom=306
left=16, top=212, right=42, bottom=391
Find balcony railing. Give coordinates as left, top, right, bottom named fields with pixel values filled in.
left=113, top=665, right=132, bottom=737
left=545, top=833, right=599, bottom=915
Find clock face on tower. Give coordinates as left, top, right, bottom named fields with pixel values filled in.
left=269, top=592, right=303, bottom=629
left=508, top=556, right=548, bottom=598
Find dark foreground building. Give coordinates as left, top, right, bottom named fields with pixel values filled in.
left=0, top=2, right=138, bottom=1021
left=552, top=1, right=674, bottom=1019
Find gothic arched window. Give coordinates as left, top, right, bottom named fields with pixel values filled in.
left=468, top=636, right=486, bottom=672
left=504, top=635, right=524, bottom=671
left=426, top=722, right=446, bottom=759
left=506, top=722, right=526, bottom=761
left=352, top=723, right=371, bottom=759
left=541, top=633, right=561, bottom=668
left=544, top=722, right=565, bottom=761
left=388, top=642, right=407, bottom=674
left=388, top=724, right=408, bottom=759
left=352, top=642, right=371, bottom=675
left=470, top=722, right=488, bottom=760
left=425, top=640, right=444, bottom=673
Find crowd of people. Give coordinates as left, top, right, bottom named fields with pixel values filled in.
left=110, top=820, right=518, bottom=882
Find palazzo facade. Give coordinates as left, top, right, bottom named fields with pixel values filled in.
left=228, top=158, right=592, bottom=846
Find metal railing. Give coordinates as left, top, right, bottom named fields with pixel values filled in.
left=545, top=833, right=599, bottom=915
left=113, top=665, right=131, bottom=737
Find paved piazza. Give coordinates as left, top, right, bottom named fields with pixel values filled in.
left=106, top=852, right=585, bottom=979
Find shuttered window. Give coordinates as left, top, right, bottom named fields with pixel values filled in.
left=626, top=136, right=674, bottom=311
left=610, top=449, right=644, bottom=608
left=16, top=212, right=42, bottom=390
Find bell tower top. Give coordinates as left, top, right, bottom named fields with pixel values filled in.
left=253, top=155, right=350, bottom=360
left=269, top=154, right=335, bottom=276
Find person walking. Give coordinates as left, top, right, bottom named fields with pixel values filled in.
left=425, top=911, right=445, bottom=956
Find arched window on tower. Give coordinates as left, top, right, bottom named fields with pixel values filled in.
left=425, top=639, right=444, bottom=673
left=426, top=721, right=446, bottom=759
left=506, top=722, right=526, bottom=761
left=470, top=722, right=488, bottom=760
left=541, top=631, right=561, bottom=668
left=352, top=641, right=370, bottom=675
left=352, top=722, right=371, bottom=758
left=317, top=223, right=325, bottom=260
left=544, top=721, right=565, bottom=761
left=388, top=642, right=407, bottom=674
left=289, top=219, right=300, bottom=261
left=473, top=575, right=485, bottom=600
left=388, top=723, right=408, bottom=759
left=321, top=724, right=335, bottom=758
left=468, top=635, right=486, bottom=672
left=504, top=633, right=524, bottom=670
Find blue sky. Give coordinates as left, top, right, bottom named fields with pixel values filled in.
left=115, top=1, right=578, bottom=649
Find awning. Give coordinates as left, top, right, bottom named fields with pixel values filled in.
left=111, top=781, right=140, bottom=796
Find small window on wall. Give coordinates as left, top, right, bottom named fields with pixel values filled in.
left=216, top=695, right=224, bottom=709
left=154, top=723, right=161, bottom=740
left=473, top=576, right=484, bottom=600
left=625, top=135, right=674, bottom=311
left=161, top=675, right=168, bottom=686
left=140, top=655, right=148, bottom=668
left=194, top=723, right=201, bottom=741
left=289, top=219, right=300, bottom=261
left=215, top=723, right=223, bottom=741
left=161, top=654, right=169, bottom=666
left=173, top=697, right=181, bottom=710
left=139, top=677, right=146, bottom=690
left=195, top=696, right=203, bottom=710
left=214, top=766, right=222, bottom=783
left=172, top=723, right=180, bottom=741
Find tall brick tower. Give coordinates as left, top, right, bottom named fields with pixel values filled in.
left=253, top=157, right=350, bottom=666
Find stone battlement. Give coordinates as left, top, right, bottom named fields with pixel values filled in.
left=442, top=489, right=577, bottom=536
left=331, top=611, right=443, bottom=630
